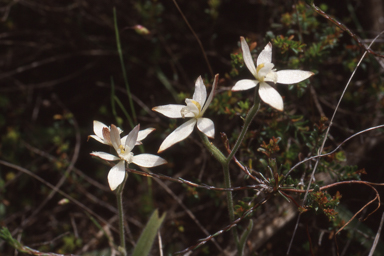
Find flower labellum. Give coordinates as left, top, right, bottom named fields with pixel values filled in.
left=232, top=37, right=314, bottom=111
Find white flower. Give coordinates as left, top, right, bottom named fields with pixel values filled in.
left=152, top=75, right=218, bottom=153
left=91, top=124, right=167, bottom=190
left=232, top=37, right=314, bottom=111
left=89, top=120, right=154, bottom=146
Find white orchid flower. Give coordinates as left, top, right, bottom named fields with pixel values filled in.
left=91, top=124, right=167, bottom=190
left=232, top=37, right=314, bottom=111
left=89, top=120, right=154, bottom=146
left=152, top=75, right=218, bottom=153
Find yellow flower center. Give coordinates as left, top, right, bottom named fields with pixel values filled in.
left=191, top=100, right=201, bottom=111
left=119, top=145, right=125, bottom=154
left=256, top=63, right=265, bottom=82
left=181, top=99, right=202, bottom=118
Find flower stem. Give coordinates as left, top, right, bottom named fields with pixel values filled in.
left=116, top=173, right=128, bottom=256
left=226, top=91, right=260, bottom=164
left=199, top=90, right=261, bottom=255
left=198, top=132, right=240, bottom=249
left=198, top=132, right=226, bottom=165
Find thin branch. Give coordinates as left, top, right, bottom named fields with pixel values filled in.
left=171, top=0, right=214, bottom=77
left=0, top=160, right=118, bottom=234
left=368, top=212, right=384, bottom=256
left=285, top=124, right=384, bottom=178
left=310, top=3, right=384, bottom=58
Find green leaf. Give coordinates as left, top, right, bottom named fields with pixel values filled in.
left=132, top=209, right=166, bottom=256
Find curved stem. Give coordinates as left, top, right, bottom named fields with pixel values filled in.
left=199, top=132, right=239, bottom=247
left=116, top=173, right=128, bottom=256
left=226, top=91, right=260, bottom=164
left=198, top=90, right=261, bottom=255
left=199, top=132, right=226, bottom=165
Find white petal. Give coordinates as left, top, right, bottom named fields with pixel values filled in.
left=108, top=161, right=126, bottom=190
left=240, top=37, right=257, bottom=76
left=257, top=42, right=272, bottom=66
left=276, top=70, right=314, bottom=84
left=120, top=135, right=128, bottom=146
left=91, top=151, right=121, bottom=161
left=197, top=118, right=215, bottom=138
left=258, top=82, right=284, bottom=111
left=125, top=124, right=139, bottom=152
left=132, top=154, right=167, bottom=168
left=137, top=128, right=155, bottom=143
left=158, top=119, right=196, bottom=153
left=152, top=104, right=186, bottom=118
left=93, top=121, right=107, bottom=139
left=192, top=76, right=207, bottom=107
left=110, top=124, right=121, bottom=150
left=202, top=74, right=218, bottom=114
left=231, top=79, right=258, bottom=91
left=88, top=135, right=106, bottom=144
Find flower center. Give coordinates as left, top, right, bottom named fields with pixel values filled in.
left=255, top=63, right=277, bottom=83
left=190, top=100, right=202, bottom=115
left=181, top=99, right=202, bottom=118
left=117, top=145, right=134, bottom=163
left=256, top=63, right=265, bottom=82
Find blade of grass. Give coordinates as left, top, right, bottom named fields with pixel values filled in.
left=110, top=76, right=123, bottom=128
left=113, top=8, right=137, bottom=127
left=114, top=95, right=134, bottom=129
left=156, top=68, right=180, bottom=103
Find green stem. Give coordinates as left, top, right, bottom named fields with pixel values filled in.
left=239, top=219, right=254, bottom=255
left=199, top=91, right=261, bottom=255
left=199, top=132, right=240, bottom=248
left=113, top=8, right=137, bottom=125
left=222, top=163, right=240, bottom=247
left=226, top=91, right=260, bottom=164
left=116, top=173, right=128, bottom=256
left=199, top=132, right=226, bottom=165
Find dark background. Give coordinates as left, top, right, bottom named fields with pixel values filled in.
left=1, top=0, right=384, bottom=255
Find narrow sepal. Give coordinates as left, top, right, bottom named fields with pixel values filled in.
left=240, top=37, right=257, bottom=77
left=132, top=154, right=167, bottom=168
left=158, top=119, right=196, bottom=152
